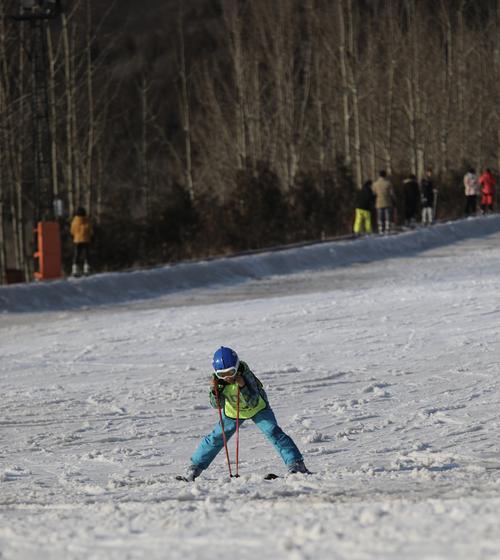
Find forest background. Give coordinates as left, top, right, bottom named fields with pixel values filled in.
left=0, top=0, right=499, bottom=282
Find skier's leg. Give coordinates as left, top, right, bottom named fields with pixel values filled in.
left=365, top=210, right=373, bottom=234
left=465, top=196, right=472, bottom=216
left=353, top=209, right=362, bottom=234
left=82, top=244, right=91, bottom=275
left=72, top=244, right=82, bottom=276
left=377, top=208, right=384, bottom=234
left=384, top=208, right=391, bottom=233
left=252, top=407, right=303, bottom=467
left=191, top=414, right=238, bottom=470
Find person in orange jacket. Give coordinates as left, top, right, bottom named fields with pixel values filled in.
left=479, top=169, right=496, bottom=214
left=70, top=207, right=93, bottom=276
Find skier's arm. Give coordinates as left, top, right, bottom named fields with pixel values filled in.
left=209, top=377, right=225, bottom=409
left=238, top=370, right=264, bottom=408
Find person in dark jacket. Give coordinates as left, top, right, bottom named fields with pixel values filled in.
left=353, top=180, right=375, bottom=235
left=420, top=169, right=436, bottom=226
left=403, top=174, right=420, bottom=227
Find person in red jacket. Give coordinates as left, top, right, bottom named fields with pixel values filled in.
left=479, top=168, right=496, bottom=214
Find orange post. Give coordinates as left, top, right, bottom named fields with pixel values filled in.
left=34, top=221, right=62, bottom=281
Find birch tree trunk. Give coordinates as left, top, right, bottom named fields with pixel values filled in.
left=0, top=191, right=5, bottom=284
left=314, top=51, right=325, bottom=175
left=248, top=55, right=262, bottom=177
left=46, top=29, right=59, bottom=201
left=439, top=1, right=452, bottom=174
left=346, top=0, right=362, bottom=187
left=368, top=106, right=376, bottom=180
left=84, top=0, right=95, bottom=213
left=222, top=1, right=246, bottom=171
left=337, top=0, right=351, bottom=167
left=15, top=43, right=27, bottom=278
left=62, top=11, right=76, bottom=214
left=495, top=0, right=500, bottom=171
left=177, top=11, right=194, bottom=201
left=1, top=17, right=28, bottom=276
left=382, top=0, right=399, bottom=175
left=138, top=72, right=151, bottom=217
left=403, top=1, right=425, bottom=179
left=272, top=6, right=292, bottom=189
left=96, top=145, right=103, bottom=220
left=0, top=87, right=6, bottom=284
left=456, top=2, right=466, bottom=164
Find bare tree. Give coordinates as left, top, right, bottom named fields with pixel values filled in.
left=61, top=8, right=77, bottom=214
left=221, top=0, right=246, bottom=172
left=437, top=0, right=455, bottom=173
left=0, top=87, right=6, bottom=284
left=402, top=0, right=426, bottom=178
left=496, top=0, right=500, bottom=171
left=177, top=9, right=194, bottom=201
left=337, top=0, right=352, bottom=169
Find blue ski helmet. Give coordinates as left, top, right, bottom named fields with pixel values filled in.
left=212, top=346, right=239, bottom=373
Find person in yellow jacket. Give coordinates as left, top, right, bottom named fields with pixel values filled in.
left=70, top=207, right=93, bottom=276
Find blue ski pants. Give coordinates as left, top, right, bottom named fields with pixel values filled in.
left=191, top=406, right=302, bottom=470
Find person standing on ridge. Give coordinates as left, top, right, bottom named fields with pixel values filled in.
left=353, top=180, right=375, bottom=236
left=70, top=207, right=93, bottom=277
left=463, top=168, right=480, bottom=216
left=372, top=170, right=395, bottom=234
left=479, top=168, right=496, bottom=214
left=420, top=169, right=437, bottom=226
left=180, top=346, right=310, bottom=481
left=403, top=173, right=420, bottom=227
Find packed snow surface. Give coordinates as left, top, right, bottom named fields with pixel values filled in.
left=2, top=217, right=500, bottom=559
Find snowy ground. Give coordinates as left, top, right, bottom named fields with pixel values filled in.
left=2, top=217, right=500, bottom=559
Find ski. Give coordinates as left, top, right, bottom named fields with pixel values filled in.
left=176, top=473, right=281, bottom=482
left=265, top=471, right=313, bottom=478
left=264, top=473, right=279, bottom=480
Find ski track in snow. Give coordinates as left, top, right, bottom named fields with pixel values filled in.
left=1, top=218, right=500, bottom=559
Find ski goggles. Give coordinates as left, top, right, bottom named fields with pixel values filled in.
left=214, top=366, right=238, bottom=380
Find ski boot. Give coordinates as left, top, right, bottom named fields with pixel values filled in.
left=287, top=460, right=311, bottom=475
left=176, top=464, right=203, bottom=482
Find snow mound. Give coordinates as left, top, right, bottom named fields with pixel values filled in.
left=2, top=215, right=500, bottom=313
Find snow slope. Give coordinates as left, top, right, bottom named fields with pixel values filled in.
left=2, top=217, right=500, bottom=559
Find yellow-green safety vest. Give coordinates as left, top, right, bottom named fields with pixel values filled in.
left=222, top=383, right=267, bottom=419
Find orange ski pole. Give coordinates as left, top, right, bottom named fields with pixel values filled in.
left=214, top=379, right=233, bottom=477
left=235, top=386, right=240, bottom=478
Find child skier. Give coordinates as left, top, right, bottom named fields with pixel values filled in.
left=182, top=346, right=310, bottom=481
